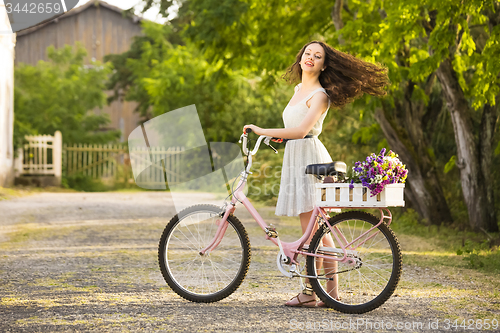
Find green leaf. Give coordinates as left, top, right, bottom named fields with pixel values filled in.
left=444, top=155, right=456, bottom=174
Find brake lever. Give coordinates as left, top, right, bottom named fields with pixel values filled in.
left=263, top=137, right=278, bottom=154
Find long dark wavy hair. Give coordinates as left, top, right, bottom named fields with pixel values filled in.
left=281, top=40, right=390, bottom=108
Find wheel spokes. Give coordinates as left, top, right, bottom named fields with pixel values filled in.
left=165, top=213, right=244, bottom=296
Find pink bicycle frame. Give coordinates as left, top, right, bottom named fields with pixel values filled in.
left=199, top=174, right=393, bottom=265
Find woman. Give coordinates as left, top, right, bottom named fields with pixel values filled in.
left=243, top=40, right=389, bottom=307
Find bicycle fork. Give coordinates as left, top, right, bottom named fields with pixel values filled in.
left=198, top=203, right=235, bottom=255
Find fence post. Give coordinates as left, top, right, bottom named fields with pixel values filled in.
left=53, top=131, right=62, bottom=185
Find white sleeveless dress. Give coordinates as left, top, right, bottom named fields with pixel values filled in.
left=275, top=83, right=333, bottom=216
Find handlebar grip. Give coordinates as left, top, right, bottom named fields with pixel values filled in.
left=245, top=128, right=253, bottom=134
left=271, top=137, right=286, bottom=143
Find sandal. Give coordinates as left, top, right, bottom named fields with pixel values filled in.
left=316, top=296, right=341, bottom=308
left=285, top=293, right=317, bottom=308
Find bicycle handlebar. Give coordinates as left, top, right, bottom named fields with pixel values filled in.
left=240, top=128, right=283, bottom=157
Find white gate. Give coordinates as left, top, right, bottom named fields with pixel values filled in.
left=15, top=131, right=62, bottom=184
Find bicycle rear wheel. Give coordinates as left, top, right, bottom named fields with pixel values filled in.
left=158, top=204, right=251, bottom=302
left=306, top=211, right=402, bottom=314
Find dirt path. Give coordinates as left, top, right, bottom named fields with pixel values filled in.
left=0, top=192, right=498, bottom=332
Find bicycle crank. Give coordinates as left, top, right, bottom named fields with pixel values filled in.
left=277, top=255, right=362, bottom=281
left=276, top=253, right=294, bottom=278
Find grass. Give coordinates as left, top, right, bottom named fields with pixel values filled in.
left=390, top=209, right=500, bottom=273
left=0, top=186, right=78, bottom=200
left=380, top=209, right=500, bottom=323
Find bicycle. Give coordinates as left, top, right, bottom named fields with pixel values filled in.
left=158, top=129, right=404, bottom=314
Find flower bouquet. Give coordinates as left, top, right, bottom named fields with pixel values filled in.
left=349, top=148, right=408, bottom=197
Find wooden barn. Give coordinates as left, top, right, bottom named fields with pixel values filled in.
left=14, top=0, right=145, bottom=142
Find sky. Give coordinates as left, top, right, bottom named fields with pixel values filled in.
left=75, top=0, right=176, bottom=24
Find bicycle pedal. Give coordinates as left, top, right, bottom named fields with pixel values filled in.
left=264, top=225, right=278, bottom=238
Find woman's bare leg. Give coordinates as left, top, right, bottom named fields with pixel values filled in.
left=285, top=210, right=316, bottom=305
left=301, top=210, right=339, bottom=300
left=285, top=209, right=339, bottom=305
left=320, top=233, right=339, bottom=300
left=300, top=210, right=317, bottom=290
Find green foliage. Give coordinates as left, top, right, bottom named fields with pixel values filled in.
left=326, top=0, right=500, bottom=229
left=177, top=0, right=334, bottom=74
left=390, top=208, right=427, bottom=235
left=352, top=123, right=382, bottom=145
left=456, top=240, right=500, bottom=272
left=62, top=164, right=143, bottom=192
left=444, top=155, right=456, bottom=174
left=14, top=43, right=120, bottom=149
left=62, top=174, right=108, bottom=192
left=246, top=146, right=284, bottom=205
left=391, top=209, right=500, bottom=273
left=105, top=20, right=290, bottom=144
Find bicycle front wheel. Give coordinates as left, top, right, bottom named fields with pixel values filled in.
left=307, top=211, right=402, bottom=314
left=158, top=204, right=251, bottom=302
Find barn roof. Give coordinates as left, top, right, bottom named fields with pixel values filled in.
left=16, top=0, right=144, bottom=37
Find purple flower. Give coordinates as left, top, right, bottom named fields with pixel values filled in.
left=349, top=148, right=408, bottom=196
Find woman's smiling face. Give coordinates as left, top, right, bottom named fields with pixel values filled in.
left=300, top=43, right=326, bottom=73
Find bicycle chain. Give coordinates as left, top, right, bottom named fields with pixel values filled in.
left=314, top=221, right=363, bottom=277
left=315, top=255, right=362, bottom=278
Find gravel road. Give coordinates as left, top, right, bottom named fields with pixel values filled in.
left=0, top=191, right=498, bottom=332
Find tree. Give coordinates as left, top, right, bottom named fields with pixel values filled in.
left=348, top=0, right=500, bottom=232
left=14, top=43, right=120, bottom=148
left=328, top=0, right=456, bottom=227
left=422, top=1, right=500, bottom=232
left=105, top=20, right=291, bottom=144
left=320, top=0, right=500, bottom=231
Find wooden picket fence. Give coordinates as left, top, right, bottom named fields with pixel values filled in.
left=128, top=146, right=185, bottom=186
left=63, top=143, right=184, bottom=184
left=63, top=143, right=125, bottom=178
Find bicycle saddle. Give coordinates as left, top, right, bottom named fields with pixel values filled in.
left=305, top=161, right=347, bottom=176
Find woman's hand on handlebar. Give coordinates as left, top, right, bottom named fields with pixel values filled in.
left=243, top=125, right=285, bottom=143
left=243, top=124, right=263, bottom=135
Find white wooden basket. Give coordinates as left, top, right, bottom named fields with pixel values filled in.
left=315, top=183, right=405, bottom=208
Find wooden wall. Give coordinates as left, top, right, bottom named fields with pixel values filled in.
left=15, top=3, right=144, bottom=142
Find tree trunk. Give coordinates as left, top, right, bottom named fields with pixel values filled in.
left=435, top=58, right=498, bottom=232
left=375, top=105, right=453, bottom=225
left=479, top=101, right=499, bottom=232
left=331, top=0, right=345, bottom=45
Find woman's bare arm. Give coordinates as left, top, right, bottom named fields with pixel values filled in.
left=243, top=92, right=329, bottom=139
